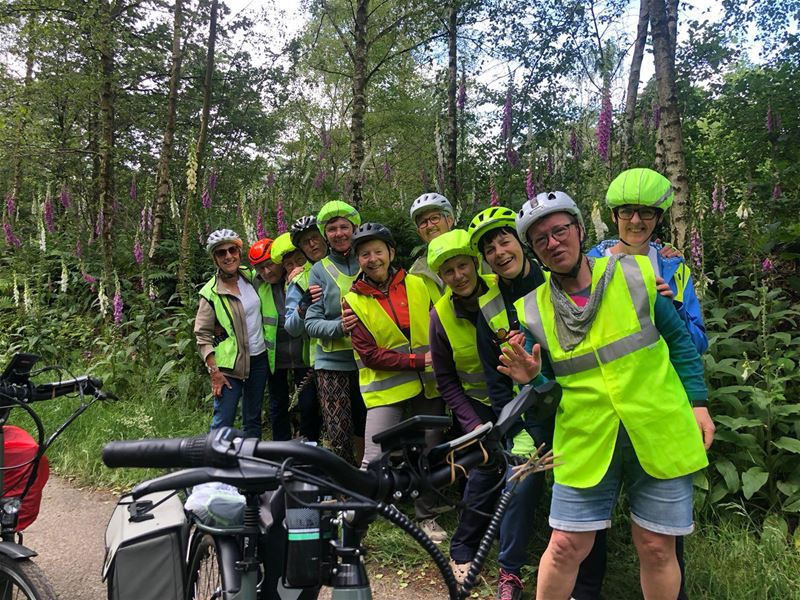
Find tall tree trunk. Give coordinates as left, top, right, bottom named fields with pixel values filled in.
left=8, top=17, right=36, bottom=213
left=650, top=0, right=689, bottom=250
left=348, top=0, right=368, bottom=209
left=150, top=0, right=185, bottom=260
left=97, top=0, right=116, bottom=283
left=179, top=0, right=218, bottom=301
left=445, top=2, right=458, bottom=206
left=622, top=0, right=649, bottom=168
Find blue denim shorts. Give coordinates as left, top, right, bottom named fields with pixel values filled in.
left=549, top=426, right=695, bottom=536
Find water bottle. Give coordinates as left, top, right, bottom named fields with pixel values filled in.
left=283, top=480, right=322, bottom=588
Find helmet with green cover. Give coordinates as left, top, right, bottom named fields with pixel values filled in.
left=606, top=168, right=674, bottom=211
left=467, top=207, right=517, bottom=254
left=427, top=229, right=475, bottom=273
left=316, top=200, right=362, bottom=234
left=269, top=233, right=298, bottom=264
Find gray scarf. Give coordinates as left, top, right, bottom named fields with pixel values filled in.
left=550, top=254, right=622, bottom=352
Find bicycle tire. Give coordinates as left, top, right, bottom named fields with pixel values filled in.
left=185, top=533, right=226, bottom=600
left=0, top=555, right=58, bottom=600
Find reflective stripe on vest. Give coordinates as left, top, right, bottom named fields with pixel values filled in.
left=345, top=274, right=437, bottom=408
left=317, top=256, right=359, bottom=354
left=514, top=255, right=708, bottom=487
left=256, top=280, right=279, bottom=373
left=199, top=276, right=239, bottom=370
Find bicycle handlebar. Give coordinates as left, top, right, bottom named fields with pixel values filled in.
left=0, top=375, right=105, bottom=406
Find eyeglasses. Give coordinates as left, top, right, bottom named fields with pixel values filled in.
left=615, top=206, right=660, bottom=221
left=416, top=213, right=444, bottom=229
left=531, top=223, right=576, bottom=250
left=214, top=246, right=240, bottom=259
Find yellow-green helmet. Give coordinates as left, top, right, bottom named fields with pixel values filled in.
left=467, top=207, right=517, bottom=254
left=427, top=229, right=475, bottom=273
left=269, top=232, right=297, bottom=264
left=316, top=200, right=361, bottom=234
left=606, top=168, right=674, bottom=211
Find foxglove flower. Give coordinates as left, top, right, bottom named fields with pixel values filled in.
left=501, top=85, right=513, bottom=141
left=113, top=274, right=123, bottom=324
left=736, top=201, right=750, bottom=225
left=60, top=185, right=71, bottom=209
left=256, top=208, right=267, bottom=239
left=457, top=79, right=466, bottom=111
left=772, top=185, right=782, bottom=199
left=23, top=279, right=32, bottom=313
left=591, top=201, right=609, bottom=240
left=490, top=182, right=500, bottom=207
left=526, top=168, right=535, bottom=200
left=148, top=282, right=157, bottom=301
left=201, top=188, right=211, bottom=209
left=44, top=196, right=55, bottom=232
left=596, top=89, right=612, bottom=162
left=186, top=145, right=198, bottom=194
left=133, top=236, right=144, bottom=264
left=83, top=273, right=97, bottom=285
left=5, top=194, right=15, bottom=218
left=98, top=280, right=109, bottom=318
left=276, top=199, right=288, bottom=234
left=12, top=273, right=20, bottom=306
left=209, top=169, right=218, bottom=192
left=3, top=222, right=21, bottom=248
left=60, top=259, right=69, bottom=293
left=762, top=257, right=774, bottom=272
left=38, top=218, right=46, bottom=251
left=690, top=227, right=702, bottom=271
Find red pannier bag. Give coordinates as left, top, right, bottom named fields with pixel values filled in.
left=2, top=425, right=50, bottom=530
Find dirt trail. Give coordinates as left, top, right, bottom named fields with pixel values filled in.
left=21, top=476, right=454, bottom=599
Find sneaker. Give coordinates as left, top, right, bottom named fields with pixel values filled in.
left=418, top=518, right=447, bottom=543
left=497, top=568, right=524, bottom=600
left=449, top=559, right=471, bottom=584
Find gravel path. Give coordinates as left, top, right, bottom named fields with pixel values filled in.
left=19, top=476, right=454, bottom=600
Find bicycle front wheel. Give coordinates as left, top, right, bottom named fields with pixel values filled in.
left=0, top=555, right=58, bottom=600
left=185, top=534, right=226, bottom=600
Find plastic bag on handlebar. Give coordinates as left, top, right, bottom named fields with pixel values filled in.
left=185, top=482, right=245, bottom=527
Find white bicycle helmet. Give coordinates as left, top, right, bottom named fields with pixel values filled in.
left=206, top=229, right=242, bottom=253
left=409, top=192, right=453, bottom=222
left=516, top=192, right=584, bottom=242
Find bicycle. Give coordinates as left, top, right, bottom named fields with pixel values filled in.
left=0, top=352, right=112, bottom=600
left=103, top=380, right=560, bottom=600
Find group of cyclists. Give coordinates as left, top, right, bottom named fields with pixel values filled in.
left=193, top=167, right=715, bottom=600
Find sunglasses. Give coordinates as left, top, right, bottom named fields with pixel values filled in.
left=214, top=246, right=240, bottom=258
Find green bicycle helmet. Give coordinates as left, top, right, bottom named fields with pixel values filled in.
left=467, top=207, right=517, bottom=254
left=269, top=232, right=298, bottom=264
left=427, top=229, right=475, bottom=273
left=316, top=200, right=361, bottom=234
left=606, top=168, right=674, bottom=211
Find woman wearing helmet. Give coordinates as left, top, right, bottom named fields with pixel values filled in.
left=465, top=207, right=549, bottom=599
left=285, top=215, right=327, bottom=348
left=250, top=234, right=320, bottom=443
left=408, top=192, right=456, bottom=302
left=304, top=200, right=367, bottom=466
left=498, top=192, right=713, bottom=600
left=588, top=167, right=708, bottom=355
left=341, top=222, right=447, bottom=543
left=194, top=229, right=270, bottom=438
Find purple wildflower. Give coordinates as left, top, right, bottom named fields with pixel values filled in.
left=6, top=194, right=15, bottom=218
left=130, top=178, right=137, bottom=200
left=772, top=184, right=782, bottom=199
left=82, top=273, right=97, bottom=285
left=44, top=197, right=55, bottom=232
left=201, top=188, right=211, bottom=209
left=59, top=186, right=71, bottom=209
left=313, top=169, right=327, bottom=189
left=490, top=182, right=500, bottom=207
left=711, top=181, right=727, bottom=214
left=501, top=85, right=513, bottom=141
left=256, top=209, right=267, bottom=239
left=133, top=238, right=143, bottom=264
left=148, top=284, right=157, bottom=301
left=95, top=208, right=104, bottom=237
left=266, top=173, right=276, bottom=187
left=526, top=168, right=535, bottom=200
left=761, top=257, right=774, bottom=272
left=75, top=239, right=82, bottom=258
left=457, top=79, right=466, bottom=111
left=113, top=290, right=123, bottom=324
left=570, top=128, right=582, bottom=160
left=3, top=222, right=21, bottom=247
left=652, top=103, right=661, bottom=131
left=209, top=169, right=218, bottom=192
left=596, top=88, right=612, bottom=162
left=276, top=200, right=288, bottom=234
left=690, top=227, right=702, bottom=271
left=506, top=147, right=520, bottom=168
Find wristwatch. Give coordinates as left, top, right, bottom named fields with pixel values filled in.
left=207, top=364, right=219, bottom=374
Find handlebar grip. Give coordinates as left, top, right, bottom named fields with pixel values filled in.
left=103, top=433, right=228, bottom=469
